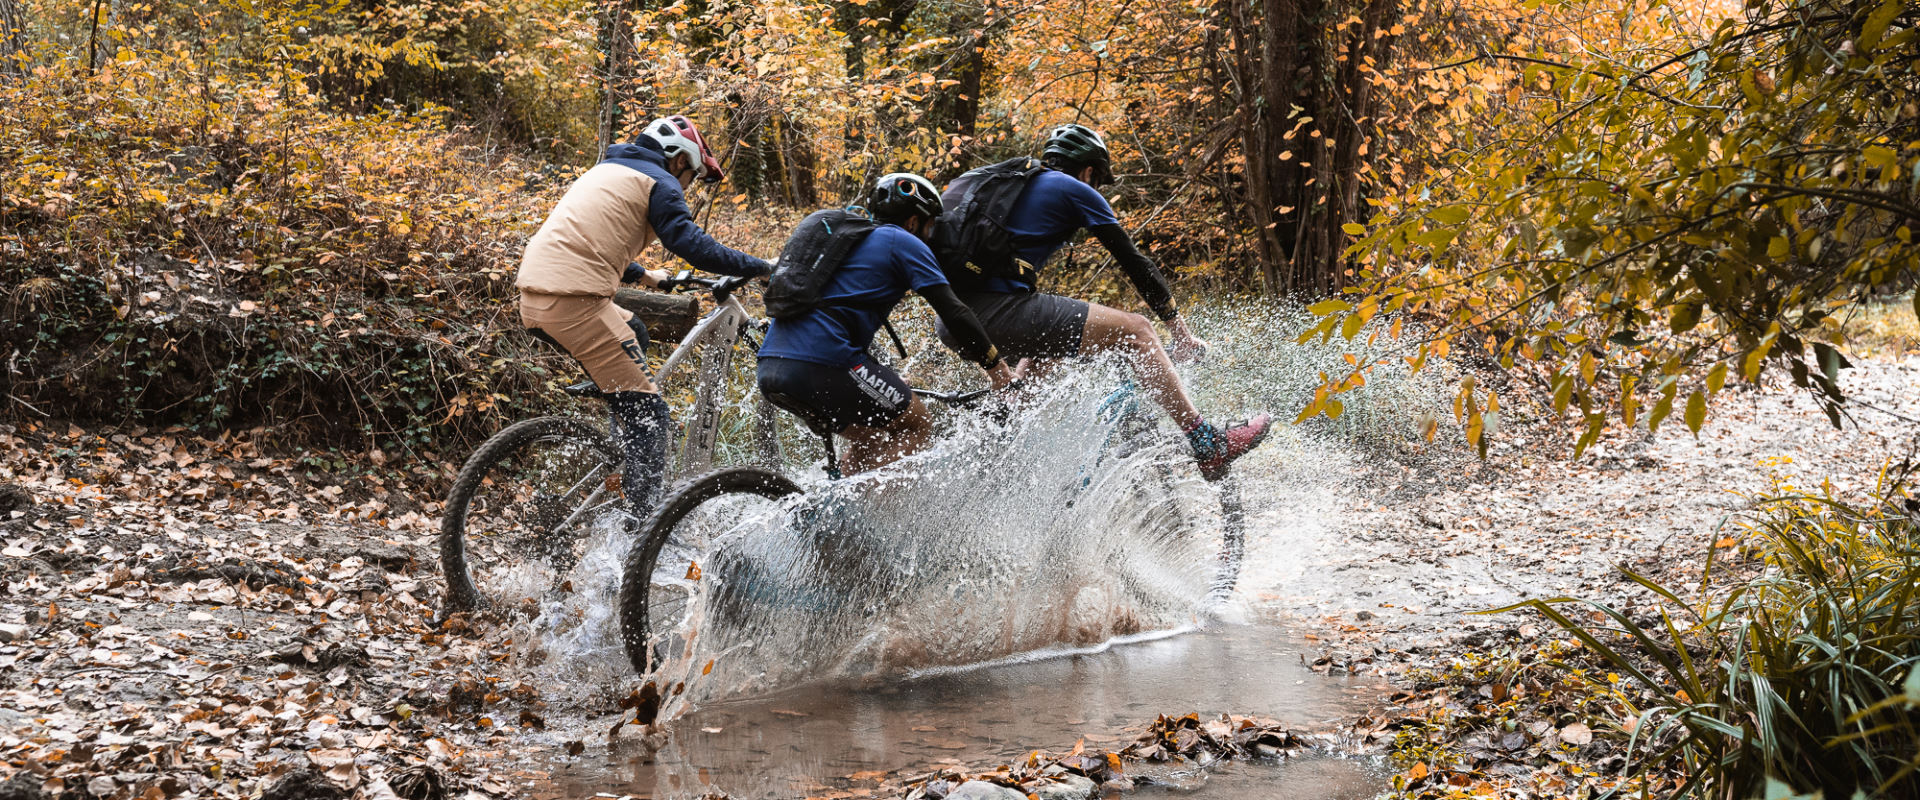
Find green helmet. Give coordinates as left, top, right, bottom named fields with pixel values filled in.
left=1042, top=124, right=1113, bottom=186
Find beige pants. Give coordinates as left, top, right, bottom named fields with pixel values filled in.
left=519, top=291, right=654, bottom=393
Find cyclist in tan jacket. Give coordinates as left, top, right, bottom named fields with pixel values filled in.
left=516, top=115, right=771, bottom=520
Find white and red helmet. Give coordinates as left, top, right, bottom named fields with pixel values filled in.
left=642, top=115, right=724, bottom=184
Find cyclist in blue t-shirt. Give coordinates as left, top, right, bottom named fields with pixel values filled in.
left=936, top=124, right=1272, bottom=481
left=759, top=174, right=1018, bottom=474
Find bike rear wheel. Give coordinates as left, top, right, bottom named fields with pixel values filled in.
left=440, top=416, right=625, bottom=616
left=618, top=467, right=802, bottom=675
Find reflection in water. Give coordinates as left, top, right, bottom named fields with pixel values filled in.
left=534, top=625, right=1387, bottom=799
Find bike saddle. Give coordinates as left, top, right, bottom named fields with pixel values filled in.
left=563, top=381, right=610, bottom=399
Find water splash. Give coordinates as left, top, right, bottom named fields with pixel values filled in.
left=513, top=297, right=1457, bottom=707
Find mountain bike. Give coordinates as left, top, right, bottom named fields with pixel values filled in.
left=438, top=273, right=778, bottom=617
left=616, top=378, right=1247, bottom=675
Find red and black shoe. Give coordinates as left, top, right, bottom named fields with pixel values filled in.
left=1186, top=413, right=1274, bottom=481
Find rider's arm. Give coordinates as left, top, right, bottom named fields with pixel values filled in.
left=919, top=284, right=1002, bottom=368
left=1088, top=223, right=1178, bottom=322
left=647, top=183, right=774, bottom=278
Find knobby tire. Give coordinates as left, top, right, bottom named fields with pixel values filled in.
left=618, top=467, right=802, bottom=675
left=439, top=416, right=619, bottom=614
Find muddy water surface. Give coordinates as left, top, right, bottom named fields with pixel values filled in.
left=535, top=624, right=1388, bottom=799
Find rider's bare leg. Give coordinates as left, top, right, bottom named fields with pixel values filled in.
left=1078, top=302, right=1203, bottom=430
left=839, top=395, right=934, bottom=474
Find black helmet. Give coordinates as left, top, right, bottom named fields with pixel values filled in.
left=868, top=172, right=942, bottom=225
left=1042, top=124, right=1113, bottom=185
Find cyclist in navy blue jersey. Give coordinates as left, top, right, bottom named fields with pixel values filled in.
left=759, top=174, right=1017, bottom=474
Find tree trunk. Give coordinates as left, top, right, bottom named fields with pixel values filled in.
left=1217, top=0, right=1393, bottom=297
left=597, top=0, right=645, bottom=155
left=0, top=0, right=25, bottom=80
left=834, top=0, right=919, bottom=195
left=933, top=38, right=987, bottom=139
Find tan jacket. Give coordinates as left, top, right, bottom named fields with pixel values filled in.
left=516, top=163, right=659, bottom=297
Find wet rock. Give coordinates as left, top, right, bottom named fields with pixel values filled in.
left=0, top=623, right=27, bottom=643
left=260, top=768, right=348, bottom=800
left=267, top=641, right=368, bottom=671
left=387, top=764, right=447, bottom=800
left=343, top=541, right=415, bottom=572
left=945, top=780, right=1025, bottom=800
left=0, top=772, right=50, bottom=800
left=0, top=483, right=33, bottom=515
left=1031, top=774, right=1097, bottom=800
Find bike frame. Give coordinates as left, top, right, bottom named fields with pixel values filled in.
left=648, top=289, right=781, bottom=476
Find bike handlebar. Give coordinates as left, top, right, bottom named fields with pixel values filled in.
left=913, top=380, right=1024, bottom=408
left=912, top=388, right=991, bottom=407
left=658, top=271, right=756, bottom=302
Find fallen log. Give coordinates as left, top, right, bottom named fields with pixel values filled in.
left=613, top=289, right=700, bottom=342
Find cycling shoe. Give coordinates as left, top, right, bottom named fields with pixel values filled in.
left=1188, top=413, right=1274, bottom=481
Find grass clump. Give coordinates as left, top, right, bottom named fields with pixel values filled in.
left=1508, top=464, right=1920, bottom=799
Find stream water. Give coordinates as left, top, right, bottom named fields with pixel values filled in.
left=508, top=303, right=1447, bottom=799
left=532, top=624, right=1388, bottom=800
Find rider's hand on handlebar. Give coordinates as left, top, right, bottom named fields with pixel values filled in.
left=984, top=359, right=1021, bottom=390
left=639, top=268, right=672, bottom=289
left=1166, top=317, right=1208, bottom=363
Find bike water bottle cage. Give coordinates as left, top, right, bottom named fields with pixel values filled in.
left=763, top=208, right=884, bottom=320
left=929, top=156, right=1049, bottom=288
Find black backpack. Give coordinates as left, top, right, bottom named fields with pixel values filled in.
left=764, top=209, right=880, bottom=320
left=929, top=156, right=1048, bottom=287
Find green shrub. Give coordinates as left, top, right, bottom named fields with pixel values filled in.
left=1503, top=467, right=1920, bottom=798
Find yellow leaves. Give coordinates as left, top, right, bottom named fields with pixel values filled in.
left=1863, top=145, right=1899, bottom=171
left=1684, top=391, right=1707, bottom=435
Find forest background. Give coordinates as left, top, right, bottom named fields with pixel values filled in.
left=3, top=0, right=1920, bottom=797
left=0, top=0, right=1914, bottom=461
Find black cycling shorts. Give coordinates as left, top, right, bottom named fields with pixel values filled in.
left=935, top=290, right=1089, bottom=362
left=757, top=355, right=913, bottom=434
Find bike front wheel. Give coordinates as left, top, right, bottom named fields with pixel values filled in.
left=618, top=467, right=802, bottom=675
left=440, top=416, right=626, bottom=617
left=1103, top=408, right=1246, bottom=607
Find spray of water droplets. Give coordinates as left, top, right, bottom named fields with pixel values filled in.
left=508, top=298, right=1459, bottom=710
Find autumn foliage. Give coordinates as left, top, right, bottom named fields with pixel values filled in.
left=1306, top=0, right=1919, bottom=454
left=1, top=0, right=1915, bottom=457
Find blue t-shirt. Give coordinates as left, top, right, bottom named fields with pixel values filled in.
left=988, top=169, right=1120, bottom=292
left=759, top=225, right=950, bottom=367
